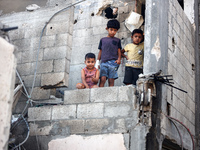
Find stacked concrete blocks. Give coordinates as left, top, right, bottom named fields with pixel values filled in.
left=167, top=0, right=195, bottom=135
left=28, top=86, right=138, bottom=136
left=0, top=1, right=74, bottom=100
left=68, top=0, right=136, bottom=89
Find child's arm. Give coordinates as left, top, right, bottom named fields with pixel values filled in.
left=81, top=69, right=89, bottom=88
left=121, top=49, right=128, bottom=60
left=115, top=48, right=121, bottom=64
left=97, top=49, right=102, bottom=60
left=96, top=49, right=102, bottom=69
left=92, top=69, right=100, bottom=84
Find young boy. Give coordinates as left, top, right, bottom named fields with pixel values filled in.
left=121, top=29, right=144, bottom=86
left=76, top=53, right=100, bottom=89
left=96, top=19, right=121, bottom=87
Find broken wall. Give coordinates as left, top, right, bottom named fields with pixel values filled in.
left=26, top=86, right=149, bottom=150
left=0, top=37, right=16, bottom=150
left=144, top=0, right=196, bottom=149
left=68, top=0, right=138, bottom=89
left=0, top=0, right=73, bottom=100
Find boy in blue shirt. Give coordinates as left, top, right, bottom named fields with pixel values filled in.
left=96, top=19, right=121, bottom=87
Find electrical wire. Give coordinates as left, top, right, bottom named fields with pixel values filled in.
left=164, top=114, right=195, bottom=150
left=11, top=116, right=30, bottom=150
left=165, top=115, right=183, bottom=150
left=16, top=70, right=30, bottom=98
left=12, top=1, right=86, bottom=149
left=29, top=0, right=86, bottom=98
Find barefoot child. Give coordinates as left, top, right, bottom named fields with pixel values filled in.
left=96, top=19, right=121, bottom=87
left=76, top=53, right=100, bottom=89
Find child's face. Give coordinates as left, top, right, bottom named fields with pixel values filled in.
left=131, top=33, right=143, bottom=45
left=107, top=28, right=118, bottom=38
left=85, top=58, right=96, bottom=70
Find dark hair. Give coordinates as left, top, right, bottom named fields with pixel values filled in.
left=132, top=29, right=144, bottom=36
left=85, top=53, right=96, bottom=60
left=107, top=19, right=120, bottom=30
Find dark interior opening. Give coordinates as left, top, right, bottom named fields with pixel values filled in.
left=177, top=0, right=184, bottom=9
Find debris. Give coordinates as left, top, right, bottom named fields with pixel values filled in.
left=105, top=7, right=118, bottom=19
left=26, top=4, right=40, bottom=11
left=125, top=11, right=144, bottom=32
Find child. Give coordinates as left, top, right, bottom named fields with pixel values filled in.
left=76, top=53, right=100, bottom=89
left=121, top=29, right=144, bottom=86
left=96, top=19, right=121, bottom=87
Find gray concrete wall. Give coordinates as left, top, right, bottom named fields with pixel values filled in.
left=165, top=0, right=195, bottom=146
left=144, top=0, right=196, bottom=149
left=0, top=37, right=16, bottom=150
left=0, top=0, right=73, bottom=100
left=27, top=86, right=150, bottom=150
left=68, top=0, right=136, bottom=89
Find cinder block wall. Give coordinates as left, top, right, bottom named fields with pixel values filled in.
left=27, top=86, right=145, bottom=150
left=0, top=0, right=73, bottom=100
left=162, top=0, right=195, bottom=149
left=68, top=0, right=136, bottom=89
left=0, top=0, right=140, bottom=98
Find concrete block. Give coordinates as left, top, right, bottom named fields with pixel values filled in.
left=12, top=38, right=32, bottom=51
left=53, top=58, right=68, bottom=72
left=29, top=87, right=51, bottom=100
left=28, top=106, right=52, bottom=121
left=52, top=105, right=76, bottom=120
left=31, top=35, right=56, bottom=49
left=104, top=103, right=131, bottom=117
left=21, top=49, right=43, bottom=63
left=118, top=85, right=136, bottom=102
left=77, top=103, right=104, bottom=118
left=56, top=33, right=70, bottom=47
left=46, top=22, right=70, bottom=35
left=44, top=46, right=69, bottom=60
left=24, top=25, right=44, bottom=39
left=91, top=16, right=103, bottom=27
left=114, top=119, right=127, bottom=133
left=90, top=87, right=118, bottom=102
left=41, top=72, right=69, bottom=87
left=64, top=89, right=90, bottom=104
left=70, top=45, right=89, bottom=64
left=21, top=74, right=41, bottom=88
left=29, top=122, right=53, bottom=136
left=67, top=64, right=85, bottom=90
left=92, top=26, right=107, bottom=35
left=58, top=119, right=85, bottom=134
left=37, top=60, right=53, bottom=73
left=9, top=28, right=25, bottom=41
left=17, top=63, right=32, bottom=76
left=74, top=19, right=86, bottom=29
left=85, top=119, right=110, bottom=134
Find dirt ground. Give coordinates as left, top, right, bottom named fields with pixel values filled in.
left=0, top=0, right=47, bottom=15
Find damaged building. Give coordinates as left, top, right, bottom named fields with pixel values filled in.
left=0, top=0, right=199, bottom=149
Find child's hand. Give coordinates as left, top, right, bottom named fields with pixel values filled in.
left=92, top=77, right=99, bottom=83
left=115, top=59, right=121, bottom=65
left=125, top=56, right=129, bottom=60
